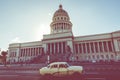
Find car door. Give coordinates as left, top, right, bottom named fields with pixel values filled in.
left=49, top=64, right=59, bottom=76
left=58, top=64, right=68, bottom=76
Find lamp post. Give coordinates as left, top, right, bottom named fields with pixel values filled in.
left=18, top=56, right=20, bottom=64
left=47, top=55, right=50, bottom=64
left=47, top=51, right=50, bottom=64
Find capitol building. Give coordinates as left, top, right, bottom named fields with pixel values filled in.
left=7, top=5, right=120, bottom=63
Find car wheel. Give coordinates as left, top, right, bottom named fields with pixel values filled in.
left=44, top=74, right=53, bottom=80
left=72, top=72, right=82, bottom=80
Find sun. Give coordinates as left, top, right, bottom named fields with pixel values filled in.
left=34, top=24, right=50, bottom=40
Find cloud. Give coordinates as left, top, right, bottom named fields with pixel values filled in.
left=34, top=24, right=50, bottom=40
left=10, top=37, right=21, bottom=43
left=48, top=13, right=52, bottom=16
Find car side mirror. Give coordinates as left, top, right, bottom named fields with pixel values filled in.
left=47, top=65, right=50, bottom=68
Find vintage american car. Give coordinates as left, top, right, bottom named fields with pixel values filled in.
left=39, top=62, right=83, bottom=78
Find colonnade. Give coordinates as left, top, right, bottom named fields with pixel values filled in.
left=75, top=41, right=114, bottom=54
left=46, top=42, right=67, bottom=54
left=19, top=47, right=43, bottom=57
left=52, top=23, right=71, bottom=30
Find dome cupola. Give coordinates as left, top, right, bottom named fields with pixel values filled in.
left=53, top=5, right=69, bottom=19
left=50, top=5, right=72, bottom=34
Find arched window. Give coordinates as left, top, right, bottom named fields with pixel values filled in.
left=64, top=17, right=66, bottom=20
left=58, top=17, right=59, bottom=20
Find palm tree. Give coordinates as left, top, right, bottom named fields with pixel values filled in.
left=1, top=51, right=8, bottom=66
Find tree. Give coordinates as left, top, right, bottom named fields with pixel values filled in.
left=0, top=55, right=2, bottom=63
left=1, top=51, right=8, bottom=66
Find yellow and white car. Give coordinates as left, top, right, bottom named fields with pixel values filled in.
left=39, top=62, right=83, bottom=78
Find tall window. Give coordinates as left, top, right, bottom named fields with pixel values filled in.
left=86, top=43, right=90, bottom=53
left=23, top=49, right=25, bottom=56
left=75, top=44, right=78, bottom=54
left=26, top=48, right=28, bottom=56
left=52, top=43, right=55, bottom=54
left=39, top=47, right=41, bottom=54
left=90, top=42, right=94, bottom=53
left=47, top=43, right=50, bottom=53
left=83, top=43, right=86, bottom=53
left=28, top=48, right=30, bottom=56
left=59, top=42, right=61, bottom=53
left=55, top=43, right=57, bottom=53
left=108, top=41, right=113, bottom=52
left=99, top=42, right=103, bottom=52
left=34, top=48, right=36, bottom=56
left=79, top=44, right=82, bottom=54
left=63, top=42, right=66, bottom=53
left=31, top=48, right=33, bottom=56
left=103, top=41, right=108, bottom=52
left=36, top=48, right=38, bottom=55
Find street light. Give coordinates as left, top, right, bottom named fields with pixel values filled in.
left=47, top=51, right=50, bottom=64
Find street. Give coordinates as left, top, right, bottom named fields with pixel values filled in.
left=0, top=75, right=40, bottom=80
left=0, top=75, right=105, bottom=80
left=0, top=71, right=40, bottom=80
left=0, top=72, right=120, bottom=80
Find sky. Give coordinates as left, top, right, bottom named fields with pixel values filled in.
left=0, top=0, right=120, bottom=51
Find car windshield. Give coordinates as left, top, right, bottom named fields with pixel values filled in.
left=65, top=63, right=70, bottom=67
left=47, top=65, right=50, bottom=68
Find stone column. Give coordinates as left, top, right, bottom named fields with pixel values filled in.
left=102, top=42, right=104, bottom=52
left=111, top=41, right=114, bottom=52
left=59, top=42, right=61, bottom=53
left=93, top=42, right=96, bottom=53
left=50, top=43, right=52, bottom=54
left=42, top=43, right=47, bottom=54
left=81, top=43, right=84, bottom=54
left=85, top=43, right=87, bottom=54
left=106, top=41, right=109, bottom=52
left=61, top=42, right=63, bottom=53
left=78, top=43, right=80, bottom=54
left=58, top=42, right=59, bottom=53
left=97, top=42, right=100, bottom=53
left=89, top=43, right=92, bottom=53
left=53, top=43, right=55, bottom=54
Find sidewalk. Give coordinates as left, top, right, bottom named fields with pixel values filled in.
left=0, top=70, right=40, bottom=76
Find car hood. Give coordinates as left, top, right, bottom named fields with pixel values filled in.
left=68, top=66, right=83, bottom=70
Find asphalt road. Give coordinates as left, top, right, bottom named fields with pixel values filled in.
left=0, top=71, right=40, bottom=80
left=0, top=75, right=40, bottom=80
left=0, top=71, right=120, bottom=80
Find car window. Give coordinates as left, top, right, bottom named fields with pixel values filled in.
left=65, top=64, right=69, bottom=67
left=59, top=64, right=67, bottom=68
left=51, top=64, right=58, bottom=68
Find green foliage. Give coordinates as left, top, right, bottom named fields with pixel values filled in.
left=0, top=55, right=2, bottom=58
left=0, top=51, right=8, bottom=66
left=1, top=51, right=8, bottom=56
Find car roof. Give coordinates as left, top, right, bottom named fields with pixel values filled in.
left=49, top=62, right=68, bottom=65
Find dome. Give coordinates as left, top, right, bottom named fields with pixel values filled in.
left=50, top=5, right=72, bottom=34
left=53, top=5, right=69, bottom=18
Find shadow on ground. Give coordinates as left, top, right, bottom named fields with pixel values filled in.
left=40, top=76, right=83, bottom=80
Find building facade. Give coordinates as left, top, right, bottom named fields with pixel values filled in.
left=7, top=5, right=120, bottom=63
